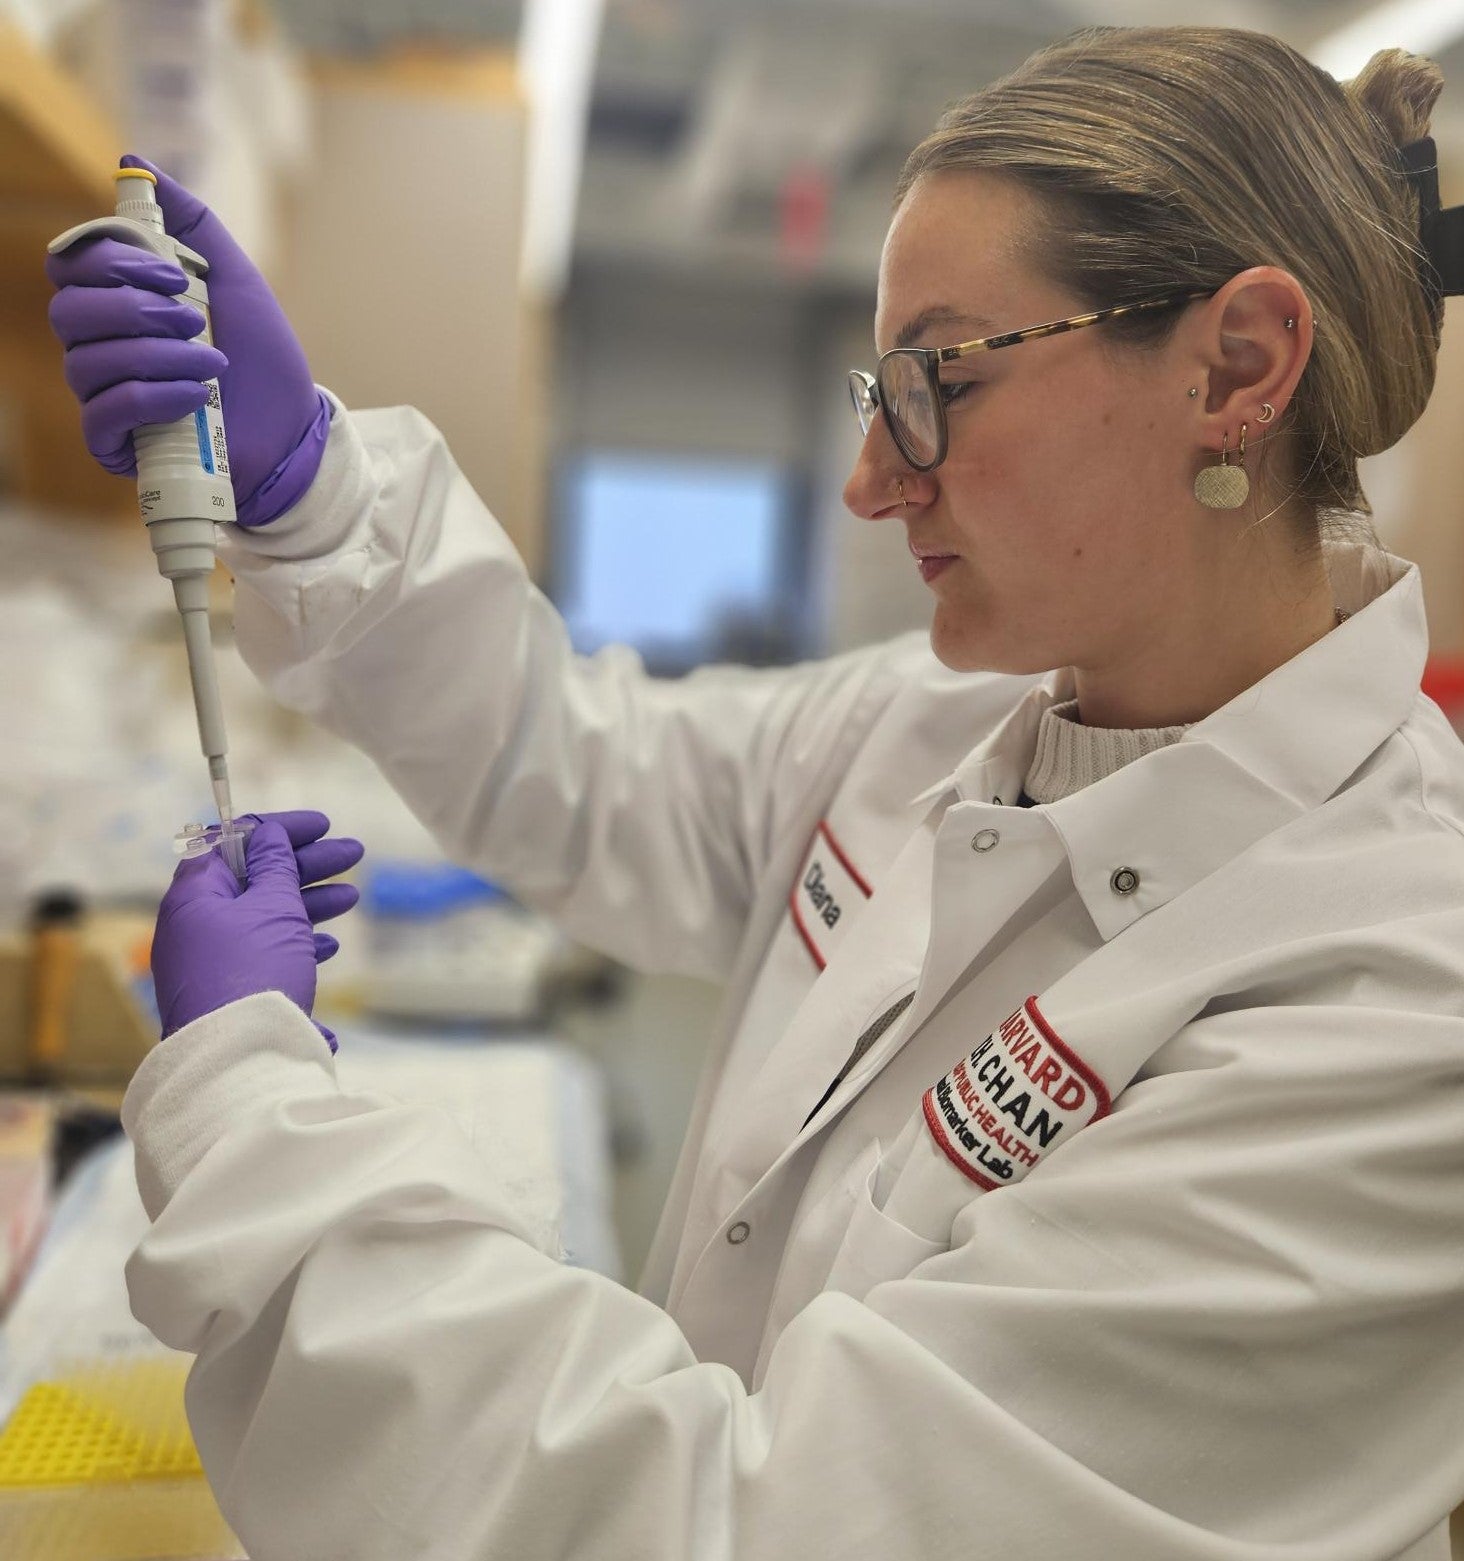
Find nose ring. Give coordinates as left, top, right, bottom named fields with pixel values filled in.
left=896, top=477, right=909, bottom=508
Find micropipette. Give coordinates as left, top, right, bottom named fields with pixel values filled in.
left=49, top=168, right=248, bottom=884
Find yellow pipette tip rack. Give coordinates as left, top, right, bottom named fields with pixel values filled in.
left=0, top=1363, right=200, bottom=1486
left=0, top=1361, right=242, bottom=1561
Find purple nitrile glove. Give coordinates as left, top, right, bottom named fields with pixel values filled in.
left=151, top=810, right=365, bottom=1050
left=44, top=153, right=331, bottom=527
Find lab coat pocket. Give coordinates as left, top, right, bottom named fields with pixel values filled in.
left=823, top=1141, right=947, bottom=1303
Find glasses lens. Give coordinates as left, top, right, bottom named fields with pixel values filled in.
left=848, top=371, right=877, bottom=437
left=879, top=351, right=940, bottom=468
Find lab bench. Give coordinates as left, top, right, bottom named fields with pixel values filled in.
left=0, top=1022, right=619, bottom=1560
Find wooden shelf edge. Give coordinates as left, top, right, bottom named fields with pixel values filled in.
left=0, top=21, right=122, bottom=208
left=309, top=43, right=525, bottom=107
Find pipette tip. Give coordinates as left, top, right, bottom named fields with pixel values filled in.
left=209, top=772, right=248, bottom=887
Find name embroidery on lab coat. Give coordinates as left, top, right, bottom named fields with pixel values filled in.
left=923, top=997, right=1111, bottom=1190
left=790, top=821, right=873, bottom=970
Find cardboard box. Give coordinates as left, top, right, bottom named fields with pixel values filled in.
left=0, top=914, right=156, bottom=1088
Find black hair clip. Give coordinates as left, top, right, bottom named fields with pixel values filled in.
left=1396, top=136, right=1464, bottom=309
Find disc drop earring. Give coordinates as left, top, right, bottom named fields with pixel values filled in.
left=1194, top=423, right=1249, bottom=509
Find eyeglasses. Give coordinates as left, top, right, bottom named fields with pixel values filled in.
left=848, top=288, right=1217, bottom=472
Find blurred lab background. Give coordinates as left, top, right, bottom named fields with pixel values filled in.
left=3, top=0, right=1464, bottom=1302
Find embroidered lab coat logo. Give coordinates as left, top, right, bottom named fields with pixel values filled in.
left=922, top=997, right=1111, bottom=1190
left=790, top=821, right=872, bottom=970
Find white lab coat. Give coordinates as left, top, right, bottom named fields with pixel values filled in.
left=122, top=395, right=1464, bottom=1561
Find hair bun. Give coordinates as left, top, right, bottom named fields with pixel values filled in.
left=1344, top=48, right=1444, bottom=148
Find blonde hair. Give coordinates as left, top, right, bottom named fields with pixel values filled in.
left=895, top=27, right=1445, bottom=549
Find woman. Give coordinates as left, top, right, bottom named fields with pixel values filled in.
left=45, top=26, right=1464, bottom=1560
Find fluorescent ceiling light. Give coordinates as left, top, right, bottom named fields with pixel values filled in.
left=518, top=0, right=606, bottom=300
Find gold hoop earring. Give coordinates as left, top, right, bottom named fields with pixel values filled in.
left=1194, top=424, right=1250, bottom=509
left=1257, top=403, right=1275, bottom=424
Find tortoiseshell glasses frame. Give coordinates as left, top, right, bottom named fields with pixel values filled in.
left=848, top=287, right=1217, bottom=472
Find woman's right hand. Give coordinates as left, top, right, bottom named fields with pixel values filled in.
left=44, top=153, right=331, bottom=528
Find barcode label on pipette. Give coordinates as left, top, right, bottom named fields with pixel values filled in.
left=194, top=380, right=231, bottom=478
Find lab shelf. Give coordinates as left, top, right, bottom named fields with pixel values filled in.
left=0, top=21, right=117, bottom=218
left=0, top=20, right=129, bottom=517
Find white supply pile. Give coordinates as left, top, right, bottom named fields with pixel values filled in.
left=359, top=863, right=566, bottom=1025
left=50, top=0, right=312, bottom=275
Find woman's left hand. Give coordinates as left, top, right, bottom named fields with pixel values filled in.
left=151, top=810, right=365, bottom=1049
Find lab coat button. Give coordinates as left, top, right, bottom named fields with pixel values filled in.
left=971, top=829, right=1000, bottom=853
left=1110, top=866, right=1140, bottom=895
left=727, top=1221, right=751, bottom=1245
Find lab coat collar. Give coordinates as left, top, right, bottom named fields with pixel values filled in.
left=908, top=542, right=1425, bottom=942
left=906, top=674, right=1068, bottom=812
